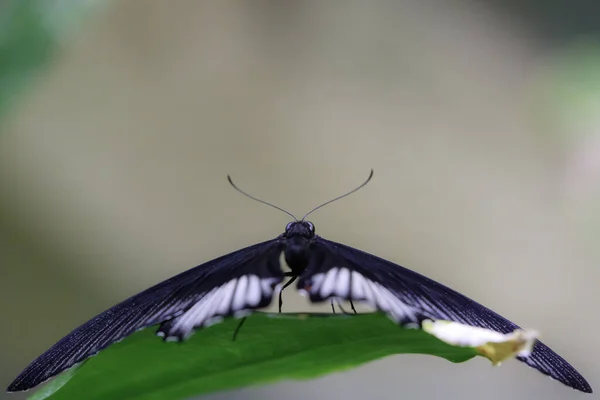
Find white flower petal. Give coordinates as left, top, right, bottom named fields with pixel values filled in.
left=422, top=319, right=539, bottom=365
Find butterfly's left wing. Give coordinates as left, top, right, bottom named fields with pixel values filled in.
left=8, top=239, right=284, bottom=392
left=297, top=237, right=592, bottom=393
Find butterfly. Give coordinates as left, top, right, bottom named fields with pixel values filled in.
left=7, top=170, right=592, bottom=393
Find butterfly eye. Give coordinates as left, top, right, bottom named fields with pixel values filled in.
left=285, top=222, right=294, bottom=231
left=305, top=221, right=315, bottom=232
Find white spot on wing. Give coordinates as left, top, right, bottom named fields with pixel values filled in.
left=214, top=279, right=238, bottom=315
left=350, top=271, right=365, bottom=299
left=176, top=287, right=220, bottom=333
left=319, top=268, right=339, bottom=297
left=308, top=269, right=418, bottom=324
left=335, top=268, right=350, bottom=298
left=232, top=275, right=249, bottom=311
left=365, top=279, right=389, bottom=309
left=262, top=277, right=280, bottom=294
left=160, top=274, right=280, bottom=339
left=246, top=275, right=262, bottom=307
left=310, top=273, right=325, bottom=292
left=358, top=274, right=377, bottom=308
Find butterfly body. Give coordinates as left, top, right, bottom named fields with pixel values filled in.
left=7, top=203, right=592, bottom=393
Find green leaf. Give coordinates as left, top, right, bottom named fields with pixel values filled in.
left=27, top=362, right=85, bottom=400
left=35, top=312, right=478, bottom=400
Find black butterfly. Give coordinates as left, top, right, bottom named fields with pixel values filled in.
left=7, top=171, right=592, bottom=394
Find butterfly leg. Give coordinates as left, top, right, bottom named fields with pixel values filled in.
left=330, top=299, right=336, bottom=314
left=278, top=275, right=298, bottom=313
left=349, top=299, right=357, bottom=314
left=334, top=299, right=352, bottom=314
left=231, top=317, right=247, bottom=342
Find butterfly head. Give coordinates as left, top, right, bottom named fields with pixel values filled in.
left=284, top=221, right=315, bottom=238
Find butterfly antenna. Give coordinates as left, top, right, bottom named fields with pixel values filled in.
left=301, top=169, right=374, bottom=221
left=227, top=175, right=298, bottom=220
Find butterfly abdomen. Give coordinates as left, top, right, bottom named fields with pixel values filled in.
left=282, top=223, right=315, bottom=275
left=284, top=237, right=311, bottom=275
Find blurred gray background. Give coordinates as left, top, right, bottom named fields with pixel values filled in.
left=1, top=1, right=599, bottom=399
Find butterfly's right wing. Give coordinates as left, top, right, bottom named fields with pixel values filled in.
left=298, top=237, right=592, bottom=393
left=8, top=239, right=284, bottom=392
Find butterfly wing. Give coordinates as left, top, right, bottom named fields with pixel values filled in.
left=8, top=239, right=284, bottom=392
left=297, top=237, right=591, bottom=393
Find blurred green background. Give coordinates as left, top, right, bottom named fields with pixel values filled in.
left=1, top=1, right=600, bottom=399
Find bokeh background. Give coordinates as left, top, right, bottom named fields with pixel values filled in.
left=1, top=1, right=599, bottom=399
